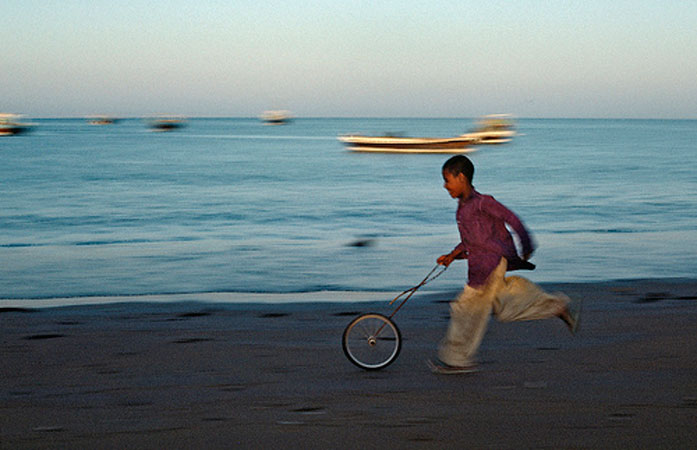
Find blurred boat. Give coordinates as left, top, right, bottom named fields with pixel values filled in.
left=338, top=133, right=478, bottom=153
left=87, top=116, right=120, bottom=125
left=462, top=114, right=516, bottom=144
left=147, top=116, right=186, bottom=131
left=260, top=110, right=292, bottom=125
left=0, top=114, right=35, bottom=136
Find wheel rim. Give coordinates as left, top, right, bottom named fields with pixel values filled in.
left=343, top=314, right=400, bottom=370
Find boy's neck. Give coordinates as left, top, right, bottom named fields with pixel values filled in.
left=459, top=184, right=474, bottom=200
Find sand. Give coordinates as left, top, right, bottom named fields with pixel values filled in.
left=2, top=279, right=697, bottom=449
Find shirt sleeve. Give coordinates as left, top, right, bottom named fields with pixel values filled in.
left=482, top=196, right=535, bottom=256
left=452, top=242, right=467, bottom=259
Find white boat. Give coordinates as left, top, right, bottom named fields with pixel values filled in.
left=260, top=110, right=292, bottom=124
left=338, top=134, right=479, bottom=154
left=462, top=114, right=516, bottom=144
left=0, top=114, right=35, bottom=136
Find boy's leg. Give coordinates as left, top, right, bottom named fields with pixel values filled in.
left=493, top=275, right=579, bottom=332
left=437, top=259, right=507, bottom=367
left=437, top=286, right=492, bottom=367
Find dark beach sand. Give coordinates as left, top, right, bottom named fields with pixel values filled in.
left=2, top=279, right=696, bottom=449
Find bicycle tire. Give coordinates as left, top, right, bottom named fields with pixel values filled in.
left=342, top=313, right=401, bottom=370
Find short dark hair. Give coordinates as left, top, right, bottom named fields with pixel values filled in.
left=442, top=155, right=474, bottom=183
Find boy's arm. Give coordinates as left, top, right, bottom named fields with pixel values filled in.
left=452, top=243, right=467, bottom=259
left=437, top=244, right=467, bottom=266
left=484, top=197, right=535, bottom=258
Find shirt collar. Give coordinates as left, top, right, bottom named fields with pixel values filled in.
left=459, top=188, right=479, bottom=205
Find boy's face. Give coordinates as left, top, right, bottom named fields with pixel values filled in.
left=442, top=170, right=471, bottom=199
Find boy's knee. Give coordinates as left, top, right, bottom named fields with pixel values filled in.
left=455, top=286, right=482, bottom=303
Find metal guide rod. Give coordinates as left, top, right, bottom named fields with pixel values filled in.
left=386, top=264, right=448, bottom=320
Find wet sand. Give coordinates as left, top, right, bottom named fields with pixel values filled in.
left=2, top=279, right=697, bottom=448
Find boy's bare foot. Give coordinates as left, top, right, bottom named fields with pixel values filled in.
left=427, top=359, right=478, bottom=375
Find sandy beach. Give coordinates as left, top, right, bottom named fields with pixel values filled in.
left=2, top=279, right=696, bottom=449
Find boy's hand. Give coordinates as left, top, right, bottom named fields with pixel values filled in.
left=437, top=253, right=456, bottom=267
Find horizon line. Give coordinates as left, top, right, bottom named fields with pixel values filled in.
left=11, top=115, right=697, bottom=121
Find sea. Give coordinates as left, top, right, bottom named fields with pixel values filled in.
left=2, top=118, right=696, bottom=308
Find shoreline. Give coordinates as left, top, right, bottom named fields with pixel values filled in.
left=2, top=278, right=696, bottom=448
left=3, top=277, right=697, bottom=311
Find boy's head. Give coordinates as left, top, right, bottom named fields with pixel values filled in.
left=443, top=155, right=474, bottom=184
left=442, top=155, right=474, bottom=199
left=442, top=155, right=474, bottom=182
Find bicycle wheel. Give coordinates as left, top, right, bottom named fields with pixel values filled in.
left=342, top=313, right=401, bottom=370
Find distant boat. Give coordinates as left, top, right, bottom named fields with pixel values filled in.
left=260, top=110, right=292, bottom=125
left=87, top=116, right=120, bottom=125
left=338, top=133, right=478, bottom=154
left=462, top=114, right=516, bottom=144
left=0, top=114, right=35, bottom=136
left=146, top=116, right=186, bottom=131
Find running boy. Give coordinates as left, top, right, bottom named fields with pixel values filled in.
left=431, top=155, right=579, bottom=374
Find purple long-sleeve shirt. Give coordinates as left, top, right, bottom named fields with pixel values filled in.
left=452, top=189, right=535, bottom=287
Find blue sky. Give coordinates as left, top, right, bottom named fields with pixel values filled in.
left=2, top=0, right=696, bottom=118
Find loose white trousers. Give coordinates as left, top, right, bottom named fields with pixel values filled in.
left=438, top=258, right=570, bottom=367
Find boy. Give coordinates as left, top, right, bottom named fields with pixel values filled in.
left=431, top=155, right=579, bottom=374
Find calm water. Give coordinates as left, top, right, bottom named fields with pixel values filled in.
left=2, top=118, right=696, bottom=305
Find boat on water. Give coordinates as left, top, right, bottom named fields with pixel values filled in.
left=339, top=115, right=516, bottom=153
left=146, top=116, right=186, bottom=131
left=338, top=134, right=479, bottom=154
left=260, top=110, right=292, bottom=125
left=463, top=114, right=516, bottom=144
left=87, top=116, right=120, bottom=125
left=0, top=114, right=35, bottom=136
